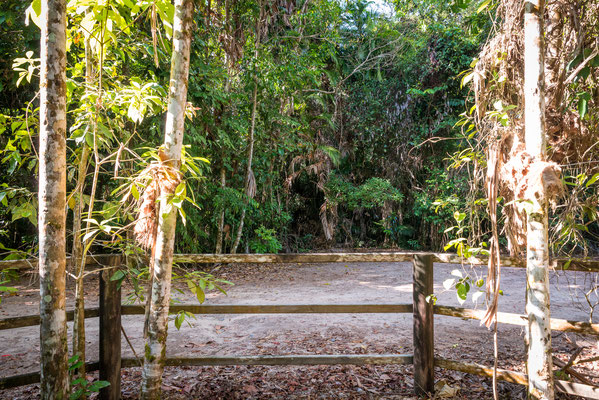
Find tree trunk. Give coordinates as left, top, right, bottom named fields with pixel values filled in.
left=215, top=166, right=226, bottom=253
left=140, top=0, right=194, bottom=398
left=524, top=1, right=554, bottom=399
left=544, top=3, right=563, bottom=108
left=38, top=0, right=69, bottom=398
left=231, top=80, right=258, bottom=254
left=71, top=143, right=89, bottom=384
left=231, top=6, right=262, bottom=254
left=71, top=36, right=93, bottom=385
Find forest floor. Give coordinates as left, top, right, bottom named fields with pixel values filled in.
left=0, top=256, right=598, bottom=399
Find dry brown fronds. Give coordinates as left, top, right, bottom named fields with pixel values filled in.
left=471, top=0, right=598, bottom=257
left=524, top=160, right=564, bottom=206
left=286, top=141, right=337, bottom=240
left=247, top=168, right=257, bottom=199
left=135, top=178, right=159, bottom=250
left=483, top=143, right=502, bottom=328
left=132, top=158, right=182, bottom=251
left=320, top=200, right=338, bottom=241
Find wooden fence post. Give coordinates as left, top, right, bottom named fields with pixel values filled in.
left=413, top=254, right=434, bottom=396
left=99, top=255, right=122, bottom=400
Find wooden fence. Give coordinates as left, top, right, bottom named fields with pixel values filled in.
left=1, top=252, right=598, bottom=399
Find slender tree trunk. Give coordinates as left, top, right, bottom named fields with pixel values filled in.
left=231, top=81, right=258, bottom=254
left=71, top=36, right=93, bottom=384
left=140, top=0, right=194, bottom=398
left=524, top=1, right=554, bottom=399
left=215, top=165, right=226, bottom=253
left=215, top=48, right=231, bottom=254
left=544, top=4, right=563, bottom=108
left=38, top=0, right=69, bottom=398
left=71, top=144, right=89, bottom=383
left=231, top=7, right=262, bottom=254
left=74, top=21, right=107, bottom=388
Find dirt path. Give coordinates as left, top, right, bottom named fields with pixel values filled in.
left=1, top=261, right=598, bottom=399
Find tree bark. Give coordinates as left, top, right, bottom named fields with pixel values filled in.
left=38, top=0, right=69, bottom=398
left=524, top=1, right=554, bottom=399
left=140, top=0, right=194, bottom=398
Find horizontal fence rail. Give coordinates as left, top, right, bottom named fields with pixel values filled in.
left=0, top=308, right=100, bottom=330
left=2, top=252, right=599, bottom=271
left=2, top=304, right=598, bottom=336
left=435, top=358, right=599, bottom=398
left=0, top=355, right=413, bottom=390
left=434, top=305, right=599, bottom=336
left=130, top=303, right=414, bottom=315
left=145, top=354, right=415, bottom=367
left=0, top=254, right=120, bottom=271
left=3, top=355, right=598, bottom=397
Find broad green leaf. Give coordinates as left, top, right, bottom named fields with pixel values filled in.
left=453, top=211, right=466, bottom=223
left=25, top=0, right=41, bottom=27
left=456, top=282, right=469, bottom=304
left=586, top=173, right=599, bottom=187
left=175, top=182, right=186, bottom=197
left=196, top=287, right=205, bottom=304
left=477, top=0, right=492, bottom=13
left=88, top=380, right=111, bottom=392
left=69, top=388, right=85, bottom=400
left=578, top=97, right=588, bottom=119
left=577, top=66, right=591, bottom=81
left=578, top=92, right=591, bottom=119
left=110, top=270, right=125, bottom=281
left=131, top=183, right=139, bottom=200
left=178, top=207, right=186, bottom=226
left=174, top=312, right=184, bottom=330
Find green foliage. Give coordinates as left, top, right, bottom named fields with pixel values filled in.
left=112, top=246, right=234, bottom=305
left=0, top=111, right=39, bottom=248
left=552, top=172, right=599, bottom=255
left=326, top=175, right=403, bottom=210
left=173, top=310, right=195, bottom=330
left=441, top=268, right=488, bottom=305
left=249, top=226, right=283, bottom=254
left=68, top=355, right=110, bottom=399
left=175, top=268, right=232, bottom=304
left=0, top=0, right=492, bottom=258
left=567, top=48, right=599, bottom=120
left=411, top=169, right=470, bottom=243
left=0, top=267, right=18, bottom=305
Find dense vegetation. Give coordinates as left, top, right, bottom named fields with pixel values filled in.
left=0, top=0, right=494, bottom=259
left=1, top=0, right=598, bottom=258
